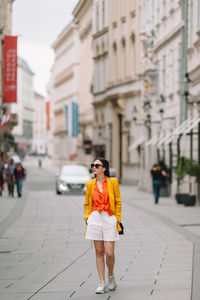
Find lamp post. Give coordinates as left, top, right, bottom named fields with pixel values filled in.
left=184, top=74, right=200, bottom=200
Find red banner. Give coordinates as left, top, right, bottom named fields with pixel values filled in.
left=3, top=36, right=17, bottom=103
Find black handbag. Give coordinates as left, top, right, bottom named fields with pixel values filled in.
left=119, top=222, right=124, bottom=235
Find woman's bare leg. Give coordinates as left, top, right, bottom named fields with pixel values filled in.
left=104, top=241, right=115, bottom=276
left=94, top=240, right=105, bottom=281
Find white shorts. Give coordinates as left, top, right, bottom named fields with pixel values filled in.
left=85, top=210, right=119, bottom=241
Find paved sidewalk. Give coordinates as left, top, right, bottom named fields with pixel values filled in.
left=0, top=158, right=199, bottom=299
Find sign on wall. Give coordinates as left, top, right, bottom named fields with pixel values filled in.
left=3, top=36, right=18, bottom=103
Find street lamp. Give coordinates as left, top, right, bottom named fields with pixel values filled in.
left=184, top=72, right=192, bottom=83
left=156, top=94, right=165, bottom=103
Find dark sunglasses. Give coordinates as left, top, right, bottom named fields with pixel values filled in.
left=91, top=163, right=103, bottom=169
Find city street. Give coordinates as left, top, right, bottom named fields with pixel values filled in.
left=0, top=159, right=199, bottom=300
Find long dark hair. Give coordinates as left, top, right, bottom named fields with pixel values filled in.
left=95, top=157, right=110, bottom=177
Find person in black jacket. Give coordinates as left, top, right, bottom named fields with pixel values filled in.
left=0, top=157, right=5, bottom=196
left=150, top=163, right=167, bottom=204
left=14, top=162, right=26, bottom=197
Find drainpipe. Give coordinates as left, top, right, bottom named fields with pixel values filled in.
left=180, top=0, right=189, bottom=122
left=198, top=122, right=200, bottom=202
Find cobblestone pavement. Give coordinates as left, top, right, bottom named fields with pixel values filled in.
left=0, top=159, right=198, bottom=300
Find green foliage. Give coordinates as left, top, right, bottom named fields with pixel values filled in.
left=175, top=156, right=200, bottom=180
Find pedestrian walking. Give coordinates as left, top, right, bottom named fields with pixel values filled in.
left=150, top=163, right=167, bottom=204
left=6, top=159, right=15, bottom=197
left=38, top=159, right=42, bottom=168
left=0, top=157, right=5, bottom=196
left=14, top=162, right=26, bottom=198
left=84, top=158, right=122, bottom=294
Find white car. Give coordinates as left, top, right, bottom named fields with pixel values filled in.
left=56, top=165, right=92, bottom=195
left=11, top=155, right=21, bottom=163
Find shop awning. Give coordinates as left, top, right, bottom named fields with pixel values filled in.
left=157, top=132, right=172, bottom=147
left=146, top=133, right=165, bottom=147
left=129, top=136, right=145, bottom=151
left=146, top=135, right=158, bottom=146
left=164, top=114, right=200, bottom=145
left=184, top=114, right=200, bottom=134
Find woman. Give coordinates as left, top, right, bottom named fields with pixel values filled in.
left=14, top=162, right=26, bottom=197
left=150, top=163, right=166, bottom=204
left=84, top=158, right=122, bottom=294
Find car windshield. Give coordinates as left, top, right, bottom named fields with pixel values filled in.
left=61, top=166, right=89, bottom=176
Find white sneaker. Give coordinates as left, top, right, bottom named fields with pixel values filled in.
left=95, top=281, right=107, bottom=294
left=107, top=275, right=117, bottom=291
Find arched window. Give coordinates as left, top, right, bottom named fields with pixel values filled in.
left=102, top=1, right=105, bottom=28
left=96, top=4, right=99, bottom=32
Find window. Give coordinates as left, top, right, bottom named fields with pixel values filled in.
left=162, top=0, right=166, bottom=18
left=169, top=50, right=174, bottom=94
left=162, top=55, right=166, bottom=95
left=152, top=0, right=155, bottom=26
left=123, top=44, right=126, bottom=79
left=114, top=48, right=118, bottom=81
left=123, top=0, right=126, bottom=16
left=198, top=0, right=200, bottom=31
left=72, top=102, right=79, bottom=137
left=178, top=43, right=182, bottom=91
left=156, top=60, right=160, bottom=99
left=114, top=0, right=118, bottom=21
left=157, top=0, right=160, bottom=24
left=96, top=4, right=99, bottom=32
left=170, top=0, right=174, bottom=10
left=65, top=105, right=68, bottom=135
left=102, top=1, right=105, bottom=28
left=190, top=0, right=193, bottom=46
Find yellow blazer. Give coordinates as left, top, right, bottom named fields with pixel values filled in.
left=84, top=176, right=122, bottom=232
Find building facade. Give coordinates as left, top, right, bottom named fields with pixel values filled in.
left=50, top=22, right=80, bottom=165
left=140, top=0, right=200, bottom=202
left=139, top=0, right=184, bottom=193
left=0, top=0, right=17, bottom=159
left=11, top=57, right=34, bottom=153
left=92, top=0, right=142, bottom=182
left=73, top=0, right=94, bottom=166
left=32, top=92, right=47, bottom=155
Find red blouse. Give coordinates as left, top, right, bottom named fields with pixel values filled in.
left=91, top=178, right=113, bottom=216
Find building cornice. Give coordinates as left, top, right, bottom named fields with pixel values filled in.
left=93, top=27, right=109, bottom=39
left=73, top=0, right=92, bottom=19
left=93, top=90, right=141, bottom=108
left=153, top=21, right=183, bottom=53
left=51, top=21, right=76, bottom=49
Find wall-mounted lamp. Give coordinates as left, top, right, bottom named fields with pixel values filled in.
left=159, top=108, right=164, bottom=114
left=184, top=90, right=190, bottom=102
left=184, top=72, right=192, bottom=83
left=156, top=94, right=165, bottom=103
left=143, top=101, right=152, bottom=110
left=98, top=125, right=102, bottom=136
left=132, top=105, right=137, bottom=113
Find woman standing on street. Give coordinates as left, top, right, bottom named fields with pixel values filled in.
left=14, top=162, right=26, bottom=197
left=150, top=163, right=167, bottom=204
left=84, top=158, right=122, bottom=294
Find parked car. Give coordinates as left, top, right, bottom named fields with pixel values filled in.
left=109, top=168, right=116, bottom=177
left=56, top=165, right=92, bottom=195
left=11, top=154, right=21, bottom=163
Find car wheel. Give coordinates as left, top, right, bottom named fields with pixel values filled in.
left=56, top=189, right=62, bottom=195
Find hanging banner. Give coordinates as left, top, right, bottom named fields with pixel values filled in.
left=46, top=101, right=50, bottom=130
left=3, top=36, right=18, bottom=103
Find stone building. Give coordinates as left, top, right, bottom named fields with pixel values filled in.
left=10, top=57, right=34, bottom=153
left=32, top=92, right=47, bottom=155
left=140, top=0, right=200, bottom=201
left=92, top=0, right=142, bottom=182
left=50, top=21, right=80, bottom=165
left=0, top=0, right=18, bottom=159
left=73, top=0, right=94, bottom=166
